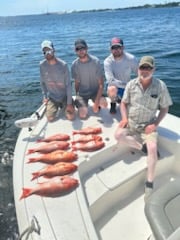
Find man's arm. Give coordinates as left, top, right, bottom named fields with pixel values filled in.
left=95, top=78, right=104, bottom=102
left=92, top=77, right=104, bottom=112
left=104, top=59, right=121, bottom=87
left=155, top=107, right=169, bottom=126
left=145, top=107, right=169, bottom=134
left=119, top=101, right=128, bottom=128
left=64, top=64, right=73, bottom=105
left=74, top=79, right=80, bottom=95
left=40, top=65, right=48, bottom=103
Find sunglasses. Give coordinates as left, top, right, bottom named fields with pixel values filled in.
left=43, top=50, right=53, bottom=56
left=75, top=47, right=86, bottom=51
left=111, top=45, right=122, bottom=50
left=139, top=65, right=153, bottom=71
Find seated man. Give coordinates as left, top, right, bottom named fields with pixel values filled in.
left=114, top=56, right=172, bottom=200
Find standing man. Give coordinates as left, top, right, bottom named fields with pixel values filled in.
left=114, top=56, right=173, bottom=200
left=104, top=37, right=138, bottom=114
left=71, top=39, right=107, bottom=119
left=40, top=40, right=75, bottom=122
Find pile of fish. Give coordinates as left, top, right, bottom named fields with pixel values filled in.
left=20, top=127, right=105, bottom=199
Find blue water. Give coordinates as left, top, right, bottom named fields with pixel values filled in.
left=0, top=7, right=180, bottom=239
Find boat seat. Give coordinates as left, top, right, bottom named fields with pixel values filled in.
left=167, top=227, right=180, bottom=240
left=145, top=178, right=180, bottom=240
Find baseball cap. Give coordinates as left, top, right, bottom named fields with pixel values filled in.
left=41, top=40, right=54, bottom=50
left=139, top=56, right=155, bottom=68
left=110, top=37, right=124, bottom=47
left=75, top=39, right=87, bottom=48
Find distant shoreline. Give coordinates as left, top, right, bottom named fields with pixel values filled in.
left=1, top=2, right=180, bottom=17
left=47, top=1, right=180, bottom=15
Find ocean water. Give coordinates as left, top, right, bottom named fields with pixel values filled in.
left=0, top=7, right=180, bottom=239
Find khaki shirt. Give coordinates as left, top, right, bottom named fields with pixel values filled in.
left=122, top=77, right=173, bottom=130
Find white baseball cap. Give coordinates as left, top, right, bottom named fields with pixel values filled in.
left=41, top=40, right=54, bottom=50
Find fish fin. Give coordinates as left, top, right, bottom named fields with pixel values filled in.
left=31, top=172, right=39, bottom=181
left=19, top=188, right=32, bottom=200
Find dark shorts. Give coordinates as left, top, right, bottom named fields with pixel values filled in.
left=74, top=94, right=96, bottom=108
left=117, top=88, right=125, bottom=98
left=106, top=84, right=125, bottom=98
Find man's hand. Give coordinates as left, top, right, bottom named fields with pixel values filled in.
left=65, top=104, right=75, bottom=120
left=92, top=102, right=100, bottom=113
left=43, top=98, right=49, bottom=104
left=66, top=104, right=75, bottom=114
left=145, top=124, right=157, bottom=134
left=119, top=119, right=128, bottom=128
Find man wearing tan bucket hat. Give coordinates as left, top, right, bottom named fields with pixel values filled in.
left=115, top=55, right=173, bottom=201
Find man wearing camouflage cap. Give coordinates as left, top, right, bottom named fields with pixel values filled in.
left=115, top=56, right=173, bottom=201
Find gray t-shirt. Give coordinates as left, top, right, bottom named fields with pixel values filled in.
left=71, top=54, right=103, bottom=98
left=104, top=51, right=138, bottom=88
left=40, top=58, right=72, bottom=104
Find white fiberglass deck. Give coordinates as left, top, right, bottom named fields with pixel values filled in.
left=13, top=101, right=180, bottom=240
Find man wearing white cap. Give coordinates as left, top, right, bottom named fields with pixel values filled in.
left=40, top=40, right=75, bottom=122
left=114, top=56, right=173, bottom=201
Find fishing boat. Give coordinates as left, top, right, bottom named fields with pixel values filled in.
left=13, top=99, right=180, bottom=240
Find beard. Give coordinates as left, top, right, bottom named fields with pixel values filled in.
left=78, top=53, right=87, bottom=59
left=139, top=73, right=153, bottom=81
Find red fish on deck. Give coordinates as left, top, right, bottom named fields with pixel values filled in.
left=72, top=127, right=102, bottom=135
left=71, top=134, right=102, bottom=144
left=31, top=162, right=77, bottom=180
left=36, top=133, right=70, bottom=142
left=20, top=176, right=78, bottom=199
left=27, top=141, right=69, bottom=154
left=27, top=150, right=78, bottom=164
left=72, top=139, right=105, bottom=152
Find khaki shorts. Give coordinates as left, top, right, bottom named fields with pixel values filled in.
left=46, top=98, right=66, bottom=118
left=126, top=128, right=158, bottom=144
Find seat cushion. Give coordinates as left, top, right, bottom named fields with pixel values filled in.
left=145, top=178, right=180, bottom=240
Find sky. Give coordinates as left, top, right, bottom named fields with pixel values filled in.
left=0, top=0, right=179, bottom=17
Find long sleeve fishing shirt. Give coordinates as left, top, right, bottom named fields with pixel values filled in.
left=40, top=58, right=72, bottom=105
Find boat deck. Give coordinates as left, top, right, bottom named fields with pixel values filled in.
left=13, top=101, right=180, bottom=240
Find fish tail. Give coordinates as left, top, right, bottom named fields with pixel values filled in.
left=71, top=145, right=77, bottom=151
left=26, top=149, right=34, bottom=154
left=96, top=135, right=102, bottom=141
left=19, top=188, right=32, bottom=200
left=27, top=158, right=37, bottom=163
left=31, top=172, right=39, bottom=181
